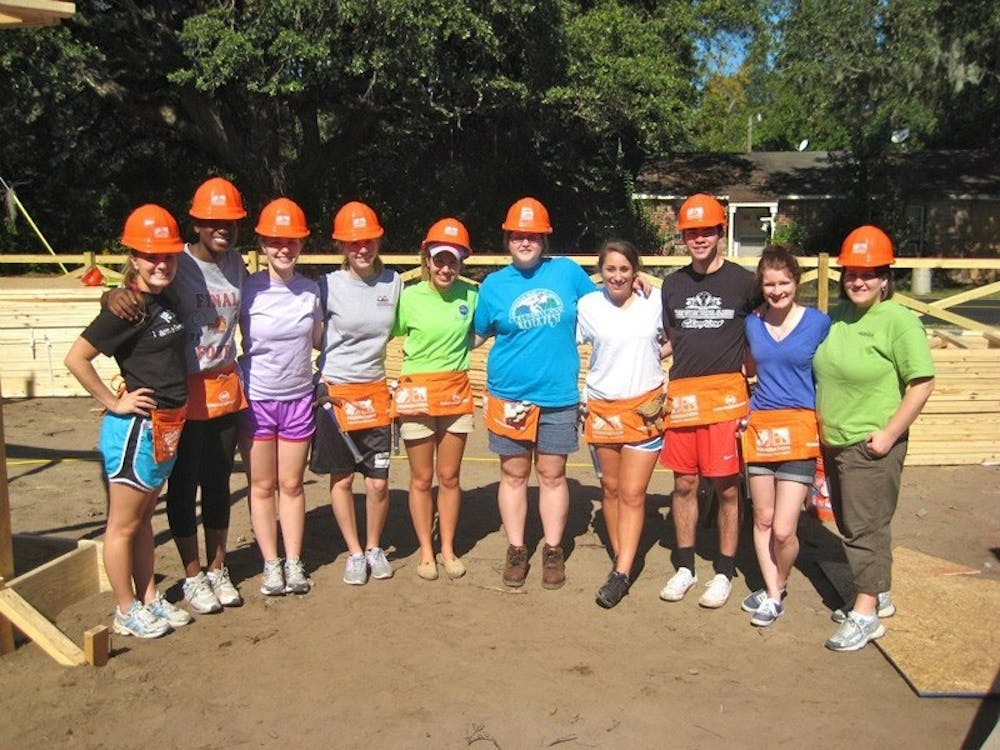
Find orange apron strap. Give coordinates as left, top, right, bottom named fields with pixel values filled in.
left=186, top=363, right=247, bottom=421
left=326, top=380, right=392, bottom=431
left=585, top=385, right=665, bottom=444
left=483, top=392, right=540, bottom=442
left=151, top=405, right=187, bottom=463
left=391, top=371, right=473, bottom=418
left=665, top=372, right=749, bottom=428
left=743, top=408, right=820, bottom=463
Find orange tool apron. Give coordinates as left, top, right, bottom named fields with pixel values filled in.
left=391, top=371, right=473, bottom=418
left=665, top=372, right=748, bottom=428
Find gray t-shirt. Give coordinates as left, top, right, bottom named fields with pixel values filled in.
left=164, top=244, right=247, bottom=374
left=317, top=267, right=401, bottom=384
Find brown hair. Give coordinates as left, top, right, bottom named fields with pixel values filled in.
left=419, top=244, right=463, bottom=282
left=597, top=239, right=642, bottom=273
left=839, top=266, right=895, bottom=301
left=754, top=244, right=801, bottom=300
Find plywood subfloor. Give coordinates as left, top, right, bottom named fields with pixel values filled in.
left=821, top=547, right=1000, bottom=697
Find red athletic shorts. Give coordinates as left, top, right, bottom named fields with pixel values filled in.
left=660, top=419, right=741, bottom=477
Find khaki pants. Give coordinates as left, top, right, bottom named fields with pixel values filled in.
left=823, top=439, right=908, bottom=595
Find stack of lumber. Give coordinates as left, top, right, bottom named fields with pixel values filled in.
left=0, top=285, right=113, bottom=398
left=1, top=280, right=996, bottom=466
left=908, top=333, right=1000, bottom=466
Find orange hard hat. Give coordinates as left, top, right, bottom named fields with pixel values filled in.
left=676, top=193, right=727, bottom=230
left=189, top=177, right=247, bottom=221
left=256, top=198, right=310, bottom=239
left=331, top=201, right=384, bottom=242
left=837, top=225, right=895, bottom=267
left=421, top=217, right=472, bottom=256
left=502, top=197, right=553, bottom=234
left=81, top=266, right=105, bottom=286
left=121, top=204, right=184, bottom=254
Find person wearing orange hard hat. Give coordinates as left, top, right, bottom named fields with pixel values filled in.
left=106, top=176, right=249, bottom=616
left=813, top=225, right=934, bottom=652
left=658, top=192, right=756, bottom=610
left=312, top=200, right=401, bottom=586
left=65, top=205, right=190, bottom=638
left=238, top=198, right=323, bottom=596
left=472, top=197, right=599, bottom=591
left=391, top=217, right=478, bottom=581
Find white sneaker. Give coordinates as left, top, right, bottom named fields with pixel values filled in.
left=659, top=568, right=697, bottom=602
left=183, top=571, right=222, bottom=614
left=206, top=566, right=243, bottom=607
left=699, top=573, right=733, bottom=609
left=365, top=547, right=394, bottom=580
left=146, top=591, right=193, bottom=627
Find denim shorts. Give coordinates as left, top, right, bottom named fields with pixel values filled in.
left=746, top=457, right=816, bottom=485
left=487, top=404, right=579, bottom=456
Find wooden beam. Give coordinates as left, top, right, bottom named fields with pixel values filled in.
left=893, top=293, right=1000, bottom=337
left=932, top=280, right=1000, bottom=310
left=0, top=580, right=86, bottom=666
left=84, top=625, right=109, bottom=667
left=817, top=253, right=830, bottom=313
left=6, top=538, right=109, bottom=621
left=0, top=1, right=75, bottom=18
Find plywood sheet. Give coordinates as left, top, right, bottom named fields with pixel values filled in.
left=822, top=547, right=1000, bottom=697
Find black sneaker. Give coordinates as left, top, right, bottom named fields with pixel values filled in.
left=596, top=571, right=630, bottom=609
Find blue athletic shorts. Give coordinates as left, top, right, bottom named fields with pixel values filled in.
left=99, top=412, right=177, bottom=491
left=487, top=404, right=580, bottom=456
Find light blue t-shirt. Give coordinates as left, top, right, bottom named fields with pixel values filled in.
left=473, top=257, right=596, bottom=406
left=746, top=306, right=831, bottom=411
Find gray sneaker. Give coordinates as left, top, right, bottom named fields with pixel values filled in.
left=183, top=571, right=223, bottom=614
left=831, top=591, right=896, bottom=623
left=206, top=565, right=243, bottom=607
left=260, top=559, right=285, bottom=596
left=825, top=613, right=886, bottom=652
left=740, top=587, right=787, bottom=613
left=284, top=558, right=311, bottom=594
left=343, top=553, right=369, bottom=585
left=365, top=547, right=393, bottom=580
left=146, top=591, right=193, bottom=627
left=750, top=598, right=784, bottom=627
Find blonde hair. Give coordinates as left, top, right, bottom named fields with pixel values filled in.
left=338, top=238, right=384, bottom=275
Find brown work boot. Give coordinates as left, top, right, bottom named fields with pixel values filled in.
left=502, top=544, right=528, bottom=587
left=542, top=544, right=566, bottom=590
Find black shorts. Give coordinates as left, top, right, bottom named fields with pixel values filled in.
left=309, top=404, right=390, bottom=479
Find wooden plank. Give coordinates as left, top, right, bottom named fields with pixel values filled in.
left=894, top=292, right=1000, bottom=336
left=6, top=539, right=107, bottom=621
left=84, top=625, right=109, bottom=667
left=933, top=280, right=1000, bottom=310
left=0, top=584, right=86, bottom=666
left=927, top=329, right=967, bottom=349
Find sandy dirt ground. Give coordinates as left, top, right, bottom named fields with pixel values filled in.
left=0, top=397, right=997, bottom=749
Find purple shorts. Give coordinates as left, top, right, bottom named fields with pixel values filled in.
left=241, top=395, right=315, bottom=441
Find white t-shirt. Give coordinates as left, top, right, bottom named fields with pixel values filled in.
left=577, top=289, right=665, bottom=400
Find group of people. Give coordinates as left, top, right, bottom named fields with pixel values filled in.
left=66, top=181, right=934, bottom=654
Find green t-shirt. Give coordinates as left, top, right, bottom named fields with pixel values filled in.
left=813, top=299, right=934, bottom=446
left=393, top=279, right=478, bottom=374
